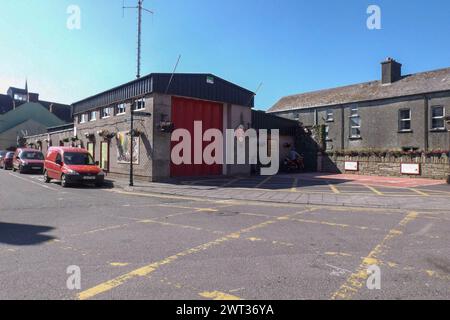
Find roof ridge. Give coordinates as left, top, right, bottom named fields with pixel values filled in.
left=269, top=65, right=450, bottom=113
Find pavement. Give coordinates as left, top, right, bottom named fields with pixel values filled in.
left=0, top=170, right=449, bottom=300
left=115, top=173, right=450, bottom=211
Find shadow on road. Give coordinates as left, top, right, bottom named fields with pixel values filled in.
left=0, top=222, right=56, bottom=246
left=151, top=173, right=352, bottom=190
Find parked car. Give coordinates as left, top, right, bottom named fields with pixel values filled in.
left=0, top=150, right=7, bottom=163
left=12, top=148, right=45, bottom=173
left=44, top=147, right=105, bottom=188
left=0, top=152, right=14, bottom=170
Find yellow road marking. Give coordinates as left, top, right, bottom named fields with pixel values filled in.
left=221, top=178, right=241, bottom=188
left=365, top=185, right=383, bottom=196
left=255, top=176, right=272, bottom=189
left=328, top=183, right=340, bottom=194
left=289, top=217, right=380, bottom=232
left=325, top=252, right=352, bottom=257
left=409, top=188, right=429, bottom=196
left=138, top=219, right=223, bottom=235
left=331, top=212, right=418, bottom=300
left=200, top=291, right=242, bottom=300
left=110, top=262, right=129, bottom=267
left=291, top=178, right=298, bottom=192
left=76, top=209, right=312, bottom=300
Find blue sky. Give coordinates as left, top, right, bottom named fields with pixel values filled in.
left=0, top=0, right=449, bottom=110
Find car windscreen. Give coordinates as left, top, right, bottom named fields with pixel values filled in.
left=63, top=152, right=95, bottom=165
left=20, top=152, right=44, bottom=160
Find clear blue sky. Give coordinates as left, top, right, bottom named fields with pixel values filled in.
left=1, top=0, right=449, bottom=110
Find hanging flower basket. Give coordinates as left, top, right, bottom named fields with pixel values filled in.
left=128, top=129, right=142, bottom=137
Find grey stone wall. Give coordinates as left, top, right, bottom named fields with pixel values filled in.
left=320, top=153, right=450, bottom=180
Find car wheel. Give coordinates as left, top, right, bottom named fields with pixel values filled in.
left=44, top=171, right=51, bottom=183
left=19, top=165, right=24, bottom=174
left=60, top=174, right=68, bottom=188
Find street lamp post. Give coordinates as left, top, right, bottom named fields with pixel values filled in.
left=129, top=100, right=135, bottom=187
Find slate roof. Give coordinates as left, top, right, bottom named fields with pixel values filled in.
left=0, top=94, right=72, bottom=122
left=0, top=102, right=66, bottom=134
left=268, top=67, right=450, bottom=113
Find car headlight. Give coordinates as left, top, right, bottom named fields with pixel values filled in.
left=67, top=169, right=80, bottom=175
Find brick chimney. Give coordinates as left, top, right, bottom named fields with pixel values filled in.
left=381, top=57, right=402, bottom=84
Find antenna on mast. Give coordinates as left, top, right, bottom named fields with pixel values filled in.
left=123, top=0, right=154, bottom=79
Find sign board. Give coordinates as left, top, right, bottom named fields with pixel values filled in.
left=344, top=161, right=359, bottom=171
left=401, top=163, right=420, bottom=175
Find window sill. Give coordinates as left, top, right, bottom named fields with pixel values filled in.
left=326, top=120, right=334, bottom=123
left=116, top=112, right=126, bottom=116
left=398, top=130, right=413, bottom=134
left=101, top=116, right=111, bottom=119
left=348, top=136, right=362, bottom=140
left=429, top=129, right=447, bottom=133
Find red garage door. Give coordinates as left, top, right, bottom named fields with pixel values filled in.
left=171, top=97, right=223, bottom=177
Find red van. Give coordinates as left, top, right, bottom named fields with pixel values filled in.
left=12, top=148, right=45, bottom=173
left=44, top=147, right=105, bottom=188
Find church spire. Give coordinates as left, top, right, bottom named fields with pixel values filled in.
left=25, top=79, right=29, bottom=102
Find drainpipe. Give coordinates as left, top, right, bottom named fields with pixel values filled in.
left=340, top=105, right=345, bottom=151
left=424, top=95, right=429, bottom=152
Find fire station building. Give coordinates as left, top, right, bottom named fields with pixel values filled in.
left=42, top=73, right=256, bottom=181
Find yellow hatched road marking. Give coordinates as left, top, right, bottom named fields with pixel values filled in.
left=331, top=212, right=418, bottom=300
left=221, top=178, right=241, bottom=188
left=328, top=183, right=340, bottom=194
left=365, top=185, right=383, bottom=195
left=255, top=176, right=272, bottom=189
left=199, top=291, right=242, bottom=300
left=409, top=188, right=429, bottom=196
left=291, top=178, right=298, bottom=192
left=76, top=208, right=314, bottom=300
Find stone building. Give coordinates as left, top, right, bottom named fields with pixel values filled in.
left=268, top=58, right=450, bottom=180
left=29, top=73, right=258, bottom=181
left=268, top=58, right=450, bottom=153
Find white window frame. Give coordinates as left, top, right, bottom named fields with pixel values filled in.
left=80, top=113, right=88, bottom=124
left=431, top=106, right=445, bottom=130
left=399, top=108, right=412, bottom=132
left=90, top=111, right=97, bottom=122
left=101, top=107, right=112, bottom=119
left=117, top=103, right=126, bottom=115
left=134, top=98, right=146, bottom=111
left=326, top=109, right=334, bottom=122
left=349, top=107, right=361, bottom=138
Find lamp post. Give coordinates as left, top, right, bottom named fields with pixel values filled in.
left=129, top=100, right=135, bottom=187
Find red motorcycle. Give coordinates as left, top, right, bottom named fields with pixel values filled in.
left=283, top=156, right=305, bottom=172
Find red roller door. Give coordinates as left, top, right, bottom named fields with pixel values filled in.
left=171, top=97, right=223, bottom=177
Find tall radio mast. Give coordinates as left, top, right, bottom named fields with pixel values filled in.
left=123, top=0, right=154, bottom=79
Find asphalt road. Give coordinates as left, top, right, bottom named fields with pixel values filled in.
left=0, top=169, right=449, bottom=300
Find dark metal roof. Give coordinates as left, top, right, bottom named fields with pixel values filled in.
left=47, top=123, right=74, bottom=133
left=268, top=67, right=450, bottom=113
left=251, top=110, right=299, bottom=136
left=72, top=73, right=255, bottom=115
